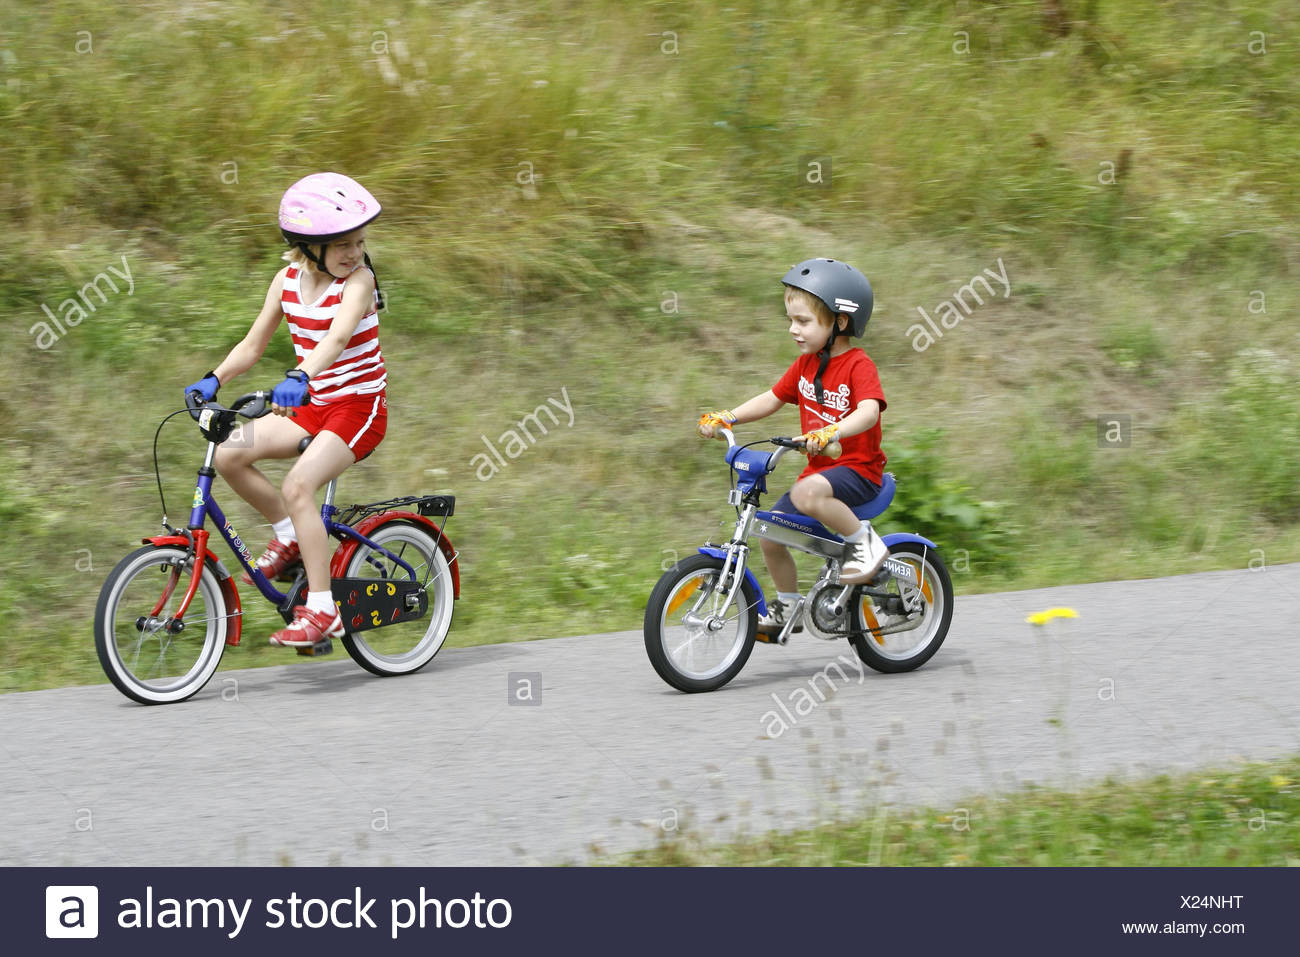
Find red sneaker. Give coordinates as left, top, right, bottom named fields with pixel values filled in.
left=269, top=605, right=345, bottom=648
left=241, top=538, right=301, bottom=584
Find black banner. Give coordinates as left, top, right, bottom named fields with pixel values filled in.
left=9, top=866, right=1292, bottom=954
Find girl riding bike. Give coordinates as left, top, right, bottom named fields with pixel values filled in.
left=184, top=172, right=389, bottom=650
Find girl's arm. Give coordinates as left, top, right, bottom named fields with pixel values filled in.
left=295, top=270, right=375, bottom=377
left=212, top=269, right=287, bottom=385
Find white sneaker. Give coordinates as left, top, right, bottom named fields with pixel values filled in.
left=839, top=526, right=889, bottom=584
left=757, top=598, right=802, bottom=641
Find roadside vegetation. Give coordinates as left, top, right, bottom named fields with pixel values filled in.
left=617, top=755, right=1300, bottom=866
left=2, top=0, right=1297, bottom=695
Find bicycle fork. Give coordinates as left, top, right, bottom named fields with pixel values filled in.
left=684, top=504, right=759, bottom=632
left=140, top=442, right=235, bottom=638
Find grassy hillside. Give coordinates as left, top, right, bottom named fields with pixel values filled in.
left=2, top=0, right=1298, bottom=691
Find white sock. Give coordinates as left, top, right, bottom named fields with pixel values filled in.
left=843, top=523, right=869, bottom=544
left=272, top=517, right=297, bottom=545
left=777, top=591, right=802, bottom=606
left=305, top=590, right=336, bottom=615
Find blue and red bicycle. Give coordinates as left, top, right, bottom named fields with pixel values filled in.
left=94, top=391, right=460, bottom=704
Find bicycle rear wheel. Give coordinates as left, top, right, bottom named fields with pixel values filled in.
left=341, top=520, right=454, bottom=676
left=94, top=545, right=228, bottom=704
left=849, top=542, right=953, bottom=673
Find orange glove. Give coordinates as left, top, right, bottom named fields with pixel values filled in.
left=697, top=410, right=736, bottom=439
left=799, top=424, right=840, bottom=456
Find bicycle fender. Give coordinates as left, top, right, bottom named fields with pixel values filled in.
left=882, top=532, right=939, bottom=551
left=140, top=535, right=243, bottom=647
left=696, top=546, right=767, bottom=616
left=331, top=512, right=461, bottom=598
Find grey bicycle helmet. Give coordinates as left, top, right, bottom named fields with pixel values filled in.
left=781, top=258, right=874, bottom=404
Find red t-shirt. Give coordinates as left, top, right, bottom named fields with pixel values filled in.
left=771, top=348, right=887, bottom=483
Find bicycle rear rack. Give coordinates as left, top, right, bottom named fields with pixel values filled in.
left=334, top=494, right=455, bottom=527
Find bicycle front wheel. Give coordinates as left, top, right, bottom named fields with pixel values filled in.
left=94, top=545, right=228, bottom=704
left=644, top=553, right=758, bottom=693
left=341, top=520, right=455, bottom=676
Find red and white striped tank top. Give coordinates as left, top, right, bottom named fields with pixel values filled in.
left=281, top=265, right=387, bottom=403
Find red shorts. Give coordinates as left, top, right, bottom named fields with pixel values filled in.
left=291, top=393, right=388, bottom=460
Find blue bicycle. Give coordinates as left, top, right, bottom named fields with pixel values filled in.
left=644, top=428, right=953, bottom=692
left=94, top=391, right=460, bottom=704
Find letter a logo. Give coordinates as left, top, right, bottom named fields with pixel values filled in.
left=45, top=886, right=99, bottom=938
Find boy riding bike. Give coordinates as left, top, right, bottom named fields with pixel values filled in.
left=184, top=172, right=388, bottom=649
left=698, top=258, right=889, bottom=639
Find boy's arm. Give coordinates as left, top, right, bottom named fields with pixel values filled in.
left=728, top=390, right=785, bottom=424
left=213, top=269, right=287, bottom=385
left=831, top=399, right=881, bottom=439
left=699, top=390, right=785, bottom=437
left=802, top=399, right=880, bottom=452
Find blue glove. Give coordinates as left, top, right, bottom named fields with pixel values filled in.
left=185, top=371, right=220, bottom=403
left=272, top=370, right=310, bottom=408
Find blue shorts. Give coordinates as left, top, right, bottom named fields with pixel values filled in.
left=771, top=466, right=881, bottom=514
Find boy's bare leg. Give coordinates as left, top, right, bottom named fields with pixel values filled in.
left=791, top=474, right=888, bottom=583
left=281, top=431, right=357, bottom=594
left=759, top=538, right=799, bottom=594
left=789, top=474, right=860, bottom=537
left=213, top=414, right=310, bottom=521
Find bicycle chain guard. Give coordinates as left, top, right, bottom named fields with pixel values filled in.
left=289, top=578, right=429, bottom=633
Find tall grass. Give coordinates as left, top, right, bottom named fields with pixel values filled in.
left=618, top=755, right=1300, bottom=866
left=2, top=0, right=1298, bottom=691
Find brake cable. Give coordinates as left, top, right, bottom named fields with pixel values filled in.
left=152, top=408, right=199, bottom=534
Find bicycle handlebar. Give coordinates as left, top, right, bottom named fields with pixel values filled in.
left=185, top=390, right=274, bottom=422
left=716, top=427, right=842, bottom=460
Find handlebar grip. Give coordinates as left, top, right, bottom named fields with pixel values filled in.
left=824, top=441, right=842, bottom=459
left=232, top=391, right=271, bottom=419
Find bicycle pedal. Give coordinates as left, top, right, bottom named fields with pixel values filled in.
left=296, top=638, right=334, bottom=657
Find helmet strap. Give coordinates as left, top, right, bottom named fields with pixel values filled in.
left=363, top=252, right=386, bottom=311
left=296, top=242, right=340, bottom=278
left=293, top=244, right=384, bottom=310
left=813, top=324, right=839, bottom=406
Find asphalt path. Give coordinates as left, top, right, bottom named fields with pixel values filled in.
left=2, top=563, right=1297, bottom=866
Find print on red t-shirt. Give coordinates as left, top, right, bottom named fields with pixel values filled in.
left=771, top=348, right=887, bottom=484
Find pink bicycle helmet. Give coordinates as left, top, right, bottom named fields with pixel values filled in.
left=278, top=173, right=385, bottom=302
left=279, top=172, right=381, bottom=244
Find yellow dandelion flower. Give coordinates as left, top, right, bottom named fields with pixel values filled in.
left=1026, top=607, right=1079, bottom=625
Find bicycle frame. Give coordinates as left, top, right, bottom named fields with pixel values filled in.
left=696, top=432, right=926, bottom=627
left=154, top=440, right=424, bottom=626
